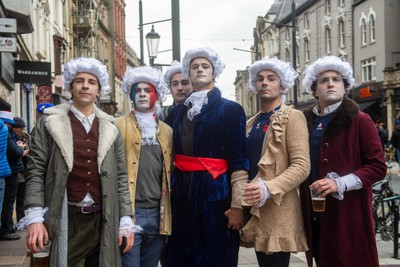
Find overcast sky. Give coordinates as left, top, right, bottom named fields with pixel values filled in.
left=125, top=0, right=275, bottom=103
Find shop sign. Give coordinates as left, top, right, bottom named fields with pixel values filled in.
left=0, top=37, right=16, bottom=52
left=352, top=82, right=383, bottom=102
left=0, top=18, right=17, bottom=33
left=37, top=85, right=52, bottom=103
left=14, top=60, right=51, bottom=84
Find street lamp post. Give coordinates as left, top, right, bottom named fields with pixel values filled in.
left=146, top=25, right=161, bottom=66
left=291, top=0, right=298, bottom=108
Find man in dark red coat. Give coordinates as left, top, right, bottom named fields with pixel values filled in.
left=300, top=56, right=387, bottom=267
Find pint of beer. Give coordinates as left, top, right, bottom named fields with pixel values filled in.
left=33, top=240, right=51, bottom=267
left=309, top=187, right=326, bottom=212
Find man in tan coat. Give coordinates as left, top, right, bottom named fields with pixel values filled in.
left=240, top=56, right=310, bottom=267
left=116, top=66, right=173, bottom=267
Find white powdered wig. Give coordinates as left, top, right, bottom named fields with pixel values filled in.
left=63, top=57, right=111, bottom=96
left=248, top=56, right=298, bottom=93
left=122, top=66, right=168, bottom=102
left=182, top=47, right=225, bottom=79
left=302, top=56, right=355, bottom=92
left=163, top=60, right=183, bottom=87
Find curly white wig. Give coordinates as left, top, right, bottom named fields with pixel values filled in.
left=63, top=57, right=110, bottom=96
left=302, top=56, right=355, bottom=92
left=248, top=56, right=298, bottom=93
left=122, top=66, right=168, bottom=102
left=163, top=60, right=183, bottom=87
left=182, top=47, right=225, bottom=79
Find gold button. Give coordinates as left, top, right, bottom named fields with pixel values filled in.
left=87, top=149, right=91, bottom=152
left=87, top=160, right=91, bottom=163
left=86, top=139, right=90, bottom=142
left=87, top=171, right=91, bottom=175
left=86, top=183, right=90, bottom=186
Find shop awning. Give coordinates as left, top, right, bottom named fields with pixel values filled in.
left=358, top=101, right=376, bottom=111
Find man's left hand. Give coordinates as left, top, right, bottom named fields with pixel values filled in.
left=119, top=232, right=134, bottom=254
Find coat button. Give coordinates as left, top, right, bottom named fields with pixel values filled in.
left=323, top=142, right=329, bottom=148
left=322, top=158, right=328, bottom=164
left=103, top=194, right=107, bottom=199
left=103, top=218, right=108, bottom=223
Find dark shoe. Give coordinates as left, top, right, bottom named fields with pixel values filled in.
left=0, top=233, right=21, bottom=241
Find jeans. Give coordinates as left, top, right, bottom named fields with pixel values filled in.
left=122, top=207, right=166, bottom=267
left=0, top=178, right=5, bottom=229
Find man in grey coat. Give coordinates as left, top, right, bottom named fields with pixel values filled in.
left=24, top=57, right=135, bottom=267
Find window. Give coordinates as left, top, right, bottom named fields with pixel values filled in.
left=339, top=20, right=345, bottom=48
left=286, top=26, right=290, bottom=40
left=326, top=0, right=331, bottom=14
left=304, top=12, right=309, bottom=29
left=361, top=58, right=376, bottom=82
left=304, top=39, right=310, bottom=62
left=361, top=19, right=367, bottom=46
left=325, top=28, right=331, bottom=54
left=369, top=15, right=376, bottom=43
left=286, top=48, right=290, bottom=62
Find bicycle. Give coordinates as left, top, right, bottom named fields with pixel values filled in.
left=372, top=160, right=400, bottom=241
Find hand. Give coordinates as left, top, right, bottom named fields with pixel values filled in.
left=311, top=178, right=338, bottom=198
left=224, top=208, right=243, bottom=230
left=242, top=183, right=262, bottom=205
left=119, top=231, right=134, bottom=254
left=26, top=223, right=48, bottom=253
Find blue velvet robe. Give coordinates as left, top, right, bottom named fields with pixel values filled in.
left=165, top=88, right=249, bottom=267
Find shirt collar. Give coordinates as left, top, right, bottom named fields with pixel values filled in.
left=70, top=105, right=96, bottom=125
left=312, top=101, right=342, bottom=116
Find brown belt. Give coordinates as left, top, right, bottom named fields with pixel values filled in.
left=68, top=204, right=102, bottom=214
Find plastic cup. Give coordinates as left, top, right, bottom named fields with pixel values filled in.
left=33, top=240, right=51, bottom=267
left=309, top=186, right=326, bottom=212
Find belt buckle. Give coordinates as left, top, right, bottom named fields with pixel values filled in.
left=81, top=205, right=92, bottom=214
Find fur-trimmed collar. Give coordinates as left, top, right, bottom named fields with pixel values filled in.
left=304, top=97, right=359, bottom=139
left=43, top=103, right=119, bottom=172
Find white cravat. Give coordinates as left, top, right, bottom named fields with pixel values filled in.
left=135, top=111, right=158, bottom=145
left=184, top=89, right=211, bottom=121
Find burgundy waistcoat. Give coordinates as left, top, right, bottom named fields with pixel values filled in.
left=67, top=111, right=102, bottom=204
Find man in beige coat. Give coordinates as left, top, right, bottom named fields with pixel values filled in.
left=115, top=66, right=173, bottom=267
left=240, top=56, right=310, bottom=267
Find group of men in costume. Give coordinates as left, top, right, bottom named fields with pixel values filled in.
left=23, top=47, right=386, bottom=267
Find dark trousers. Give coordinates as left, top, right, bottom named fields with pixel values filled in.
left=68, top=211, right=102, bottom=267
left=16, top=181, right=25, bottom=222
left=255, top=251, right=291, bottom=267
left=0, top=173, right=18, bottom=234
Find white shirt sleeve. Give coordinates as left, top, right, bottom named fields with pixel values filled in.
left=327, top=172, right=363, bottom=200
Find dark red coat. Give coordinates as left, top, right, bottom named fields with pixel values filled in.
left=300, top=97, right=387, bottom=267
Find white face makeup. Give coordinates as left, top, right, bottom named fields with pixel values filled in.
left=132, top=82, right=158, bottom=112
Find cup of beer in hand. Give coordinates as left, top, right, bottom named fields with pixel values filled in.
left=33, top=240, right=51, bottom=267
left=309, top=187, right=326, bottom=212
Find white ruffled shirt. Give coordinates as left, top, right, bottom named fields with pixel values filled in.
left=184, top=89, right=211, bottom=120
left=135, top=111, right=159, bottom=145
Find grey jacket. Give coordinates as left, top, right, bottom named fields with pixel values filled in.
left=25, top=103, right=132, bottom=267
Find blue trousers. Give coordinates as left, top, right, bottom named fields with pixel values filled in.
left=122, top=208, right=166, bottom=267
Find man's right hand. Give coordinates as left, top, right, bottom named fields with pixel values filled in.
left=26, top=223, right=48, bottom=253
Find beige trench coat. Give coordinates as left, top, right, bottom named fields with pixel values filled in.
left=241, top=104, right=310, bottom=253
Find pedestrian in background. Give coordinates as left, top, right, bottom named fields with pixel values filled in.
left=0, top=111, right=27, bottom=241
left=24, top=57, right=135, bottom=266
left=12, top=117, right=29, bottom=223
left=116, top=66, right=172, bottom=267
left=300, top=56, right=387, bottom=267
left=240, top=56, right=310, bottom=267
left=164, top=47, right=249, bottom=267
left=159, top=60, right=193, bottom=121
left=0, top=118, right=11, bottom=232
left=36, top=102, right=54, bottom=119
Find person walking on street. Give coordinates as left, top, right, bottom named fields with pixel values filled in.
left=116, top=66, right=172, bottom=267
left=299, top=56, right=387, bottom=267
left=159, top=60, right=193, bottom=121
left=164, top=47, right=249, bottom=267
left=23, top=57, right=135, bottom=266
left=240, top=57, right=310, bottom=267
left=0, top=111, right=27, bottom=241
left=0, top=118, right=11, bottom=233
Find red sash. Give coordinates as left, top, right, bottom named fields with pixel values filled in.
left=174, top=154, right=228, bottom=180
